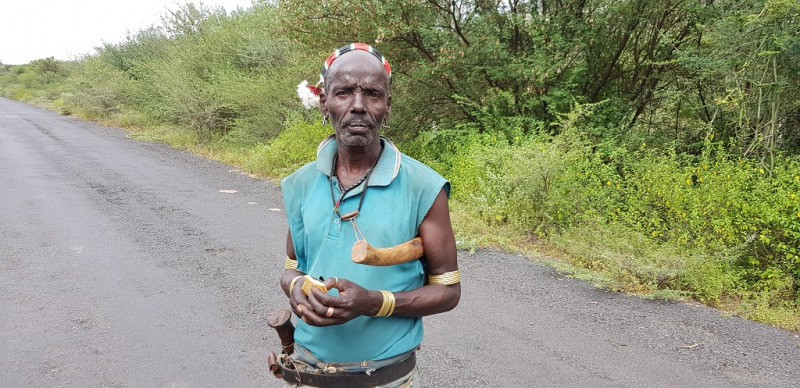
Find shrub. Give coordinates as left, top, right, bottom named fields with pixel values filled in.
left=244, top=113, right=333, bottom=178
left=62, top=57, right=132, bottom=119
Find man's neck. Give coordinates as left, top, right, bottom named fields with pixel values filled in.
left=335, top=139, right=382, bottom=185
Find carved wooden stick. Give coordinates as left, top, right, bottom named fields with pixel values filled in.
left=351, top=237, right=424, bottom=266
left=267, top=309, right=294, bottom=355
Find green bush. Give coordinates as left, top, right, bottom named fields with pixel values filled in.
left=243, top=113, right=333, bottom=178
left=429, top=103, right=798, bottom=312
left=62, top=57, right=133, bottom=119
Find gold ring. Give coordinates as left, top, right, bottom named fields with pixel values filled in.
left=326, top=306, right=334, bottom=317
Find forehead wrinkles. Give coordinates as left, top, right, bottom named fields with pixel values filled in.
left=327, top=71, right=387, bottom=92
left=325, top=51, right=389, bottom=91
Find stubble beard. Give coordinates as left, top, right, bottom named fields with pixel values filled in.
left=336, top=118, right=380, bottom=147
left=338, top=131, right=378, bottom=147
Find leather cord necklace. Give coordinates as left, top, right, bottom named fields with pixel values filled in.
left=329, top=153, right=380, bottom=221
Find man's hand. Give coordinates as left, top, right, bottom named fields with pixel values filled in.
left=294, top=277, right=382, bottom=326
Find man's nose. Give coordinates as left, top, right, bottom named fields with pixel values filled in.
left=351, top=92, right=366, bottom=112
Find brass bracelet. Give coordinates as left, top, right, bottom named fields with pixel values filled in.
left=374, top=290, right=396, bottom=317
left=288, top=275, right=303, bottom=293
left=375, top=291, right=389, bottom=316
left=385, top=291, right=396, bottom=317
left=428, top=270, right=461, bottom=285
left=284, top=256, right=298, bottom=270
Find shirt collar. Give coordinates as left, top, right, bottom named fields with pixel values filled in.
left=316, top=134, right=401, bottom=187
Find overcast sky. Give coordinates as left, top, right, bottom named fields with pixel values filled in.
left=0, top=0, right=256, bottom=65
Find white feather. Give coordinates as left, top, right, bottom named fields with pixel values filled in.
left=297, top=80, right=320, bottom=109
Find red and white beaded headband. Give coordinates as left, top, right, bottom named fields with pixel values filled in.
left=320, top=43, right=392, bottom=85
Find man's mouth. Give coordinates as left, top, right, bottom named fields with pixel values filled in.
left=345, top=121, right=372, bottom=130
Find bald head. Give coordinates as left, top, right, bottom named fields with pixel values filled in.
left=324, top=50, right=391, bottom=95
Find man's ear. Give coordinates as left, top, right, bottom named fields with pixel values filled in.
left=319, top=92, right=327, bottom=117
left=386, top=94, right=392, bottom=116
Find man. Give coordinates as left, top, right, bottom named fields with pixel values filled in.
left=278, top=43, right=461, bottom=387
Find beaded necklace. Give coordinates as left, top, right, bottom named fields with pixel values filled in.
left=329, top=153, right=380, bottom=221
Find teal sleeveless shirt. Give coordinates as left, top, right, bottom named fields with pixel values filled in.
left=281, top=135, right=449, bottom=363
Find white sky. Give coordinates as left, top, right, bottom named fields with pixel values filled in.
left=0, top=0, right=256, bottom=65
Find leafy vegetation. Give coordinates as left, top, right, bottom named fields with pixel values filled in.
left=1, top=0, right=798, bottom=330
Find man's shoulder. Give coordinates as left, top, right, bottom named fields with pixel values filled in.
left=398, top=153, right=445, bottom=181
left=396, top=152, right=450, bottom=197
left=282, top=161, right=321, bottom=189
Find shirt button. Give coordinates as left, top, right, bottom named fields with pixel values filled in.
left=334, top=218, right=340, bottom=224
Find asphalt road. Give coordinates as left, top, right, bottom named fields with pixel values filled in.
left=1, top=97, right=799, bottom=388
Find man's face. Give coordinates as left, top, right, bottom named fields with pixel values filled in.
left=321, top=51, right=391, bottom=148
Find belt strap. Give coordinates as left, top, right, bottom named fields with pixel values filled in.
left=279, top=352, right=416, bottom=388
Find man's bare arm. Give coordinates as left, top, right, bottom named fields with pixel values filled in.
left=390, top=188, right=460, bottom=317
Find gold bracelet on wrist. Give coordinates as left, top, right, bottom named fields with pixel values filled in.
left=385, top=291, right=396, bottom=316
left=284, top=256, right=298, bottom=270
left=374, top=290, right=396, bottom=317
left=428, top=270, right=461, bottom=285
left=288, top=275, right=303, bottom=293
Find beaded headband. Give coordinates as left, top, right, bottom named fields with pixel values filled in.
left=320, top=43, right=392, bottom=85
